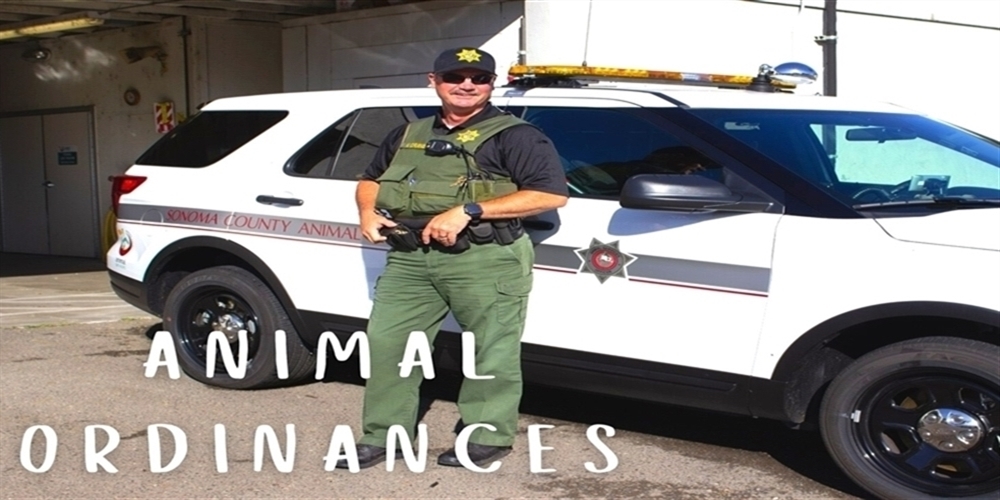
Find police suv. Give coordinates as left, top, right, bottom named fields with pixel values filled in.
left=107, top=63, right=1000, bottom=499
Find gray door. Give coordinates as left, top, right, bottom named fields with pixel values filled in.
left=0, top=115, right=48, bottom=254
left=42, top=112, right=97, bottom=257
left=0, top=110, right=98, bottom=257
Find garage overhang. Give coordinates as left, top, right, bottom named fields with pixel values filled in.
left=0, top=0, right=433, bottom=44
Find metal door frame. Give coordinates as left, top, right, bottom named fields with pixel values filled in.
left=0, top=105, right=100, bottom=257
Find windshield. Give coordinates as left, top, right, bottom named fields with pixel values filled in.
left=687, top=110, right=1000, bottom=209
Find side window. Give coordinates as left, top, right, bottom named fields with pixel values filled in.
left=286, top=106, right=436, bottom=180
left=136, top=110, right=288, bottom=167
left=286, top=111, right=358, bottom=177
left=329, top=106, right=437, bottom=181
left=523, top=107, right=723, bottom=197
left=720, top=120, right=832, bottom=185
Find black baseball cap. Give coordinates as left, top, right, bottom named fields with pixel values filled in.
left=433, top=47, right=496, bottom=75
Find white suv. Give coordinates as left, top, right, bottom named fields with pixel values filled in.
left=107, top=66, right=1000, bottom=499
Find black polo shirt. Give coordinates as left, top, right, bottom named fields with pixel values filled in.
left=361, top=104, right=569, bottom=196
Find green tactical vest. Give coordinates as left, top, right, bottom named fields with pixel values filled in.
left=374, top=113, right=524, bottom=219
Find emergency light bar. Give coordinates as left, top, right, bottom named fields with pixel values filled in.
left=507, top=62, right=817, bottom=92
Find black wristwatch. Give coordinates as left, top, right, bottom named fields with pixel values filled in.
left=463, top=203, right=483, bottom=224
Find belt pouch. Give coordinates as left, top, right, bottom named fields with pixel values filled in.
left=467, top=221, right=495, bottom=244
left=492, top=220, right=515, bottom=245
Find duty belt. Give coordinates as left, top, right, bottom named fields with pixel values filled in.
left=379, top=219, right=524, bottom=253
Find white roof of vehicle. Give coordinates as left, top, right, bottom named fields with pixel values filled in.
left=200, top=85, right=917, bottom=115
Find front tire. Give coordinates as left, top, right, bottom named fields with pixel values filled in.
left=820, top=337, right=1000, bottom=499
left=162, top=265, right=313, bottom=389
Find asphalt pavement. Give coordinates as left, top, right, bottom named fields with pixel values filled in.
left=0, top=253, right=156, bottom=327
left=0, top=253, right=867, bottom=499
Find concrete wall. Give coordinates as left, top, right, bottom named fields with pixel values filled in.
left=0, top=17, right=283, bottom=219
left=523, top=0, right=1000, bottom=139
left=283, top=0, right=523, bottom=91
left=187, top=17, right=283, bottom=109
left=833, top=4, right=1000, bottom=138
left=0, top=18, right=187, bottom=217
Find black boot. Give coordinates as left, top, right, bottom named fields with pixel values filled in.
left=335, top=444, right=402, bottom=470
left=437, top=443, right=512, bottom=467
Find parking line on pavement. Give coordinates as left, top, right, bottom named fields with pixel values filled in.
left=0, top=292, right=119, bottom=301
left=0, top=305, right=142, bottom=317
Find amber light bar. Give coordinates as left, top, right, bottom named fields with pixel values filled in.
left=508, top=64, right=797, bottom=89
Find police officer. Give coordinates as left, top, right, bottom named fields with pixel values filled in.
left=341, top=47, right=568, bottom=469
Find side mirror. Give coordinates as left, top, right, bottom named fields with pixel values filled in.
left=620, top=174, right=773, bottom=213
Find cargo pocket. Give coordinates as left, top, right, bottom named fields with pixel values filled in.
left=499, top=235, right=535, bottom=274
left=495, top=273, right=533, bottom=330
left=410, top=180, right=463, bottom=215
left=374, top=164, right=416, bottom=213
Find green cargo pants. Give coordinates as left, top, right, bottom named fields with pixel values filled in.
left=358, top=234, right=534, bottom=448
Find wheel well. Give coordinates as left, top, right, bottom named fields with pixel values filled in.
left=825, top=315, right=997, bottom=359
left=779, top=312, right=998, bottom=425
left=146, top=247, right=264, bottom=315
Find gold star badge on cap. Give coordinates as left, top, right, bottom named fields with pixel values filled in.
left=456, top=129, right=480, bottom=143
left=456, top=49, right=481, bottom=63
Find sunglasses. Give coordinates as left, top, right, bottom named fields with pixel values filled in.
left=437, top=72, right=494, bottom=85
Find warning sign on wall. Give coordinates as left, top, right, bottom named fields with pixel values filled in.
left=154, top=101, right=175, bottom=134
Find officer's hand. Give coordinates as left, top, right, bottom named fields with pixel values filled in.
left=360, top=211, right=396, bottom=244
left=422, top=207, right=471, bottom=246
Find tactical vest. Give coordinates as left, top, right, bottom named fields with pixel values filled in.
left=374, top=113, right=524, bottom=220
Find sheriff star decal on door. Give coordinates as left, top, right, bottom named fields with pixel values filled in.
left=574, top=238, right=636, bottom=284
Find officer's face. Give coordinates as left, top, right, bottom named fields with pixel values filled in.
left=430, top=69, right=495, bottom=112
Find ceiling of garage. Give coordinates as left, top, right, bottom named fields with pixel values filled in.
left=0, top=0, right=430, bottom=44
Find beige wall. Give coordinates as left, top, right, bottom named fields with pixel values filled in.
left=187, top=17, right=283, bottom=109
left=0, top=17, right=283, bottom=219
left=0, top=18, right=187, bottom=215
left=283, top=0, right=523, bottom=91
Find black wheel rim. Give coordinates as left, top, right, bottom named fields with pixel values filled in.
left=176, top=287, right=262, bottom=374
left=856, top=369, right=1000, bottom=496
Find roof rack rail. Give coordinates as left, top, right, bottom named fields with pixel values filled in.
left=505, top=63, right=817, bottom=93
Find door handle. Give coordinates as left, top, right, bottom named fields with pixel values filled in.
left=42, top=181, right=55, bottom=188
left=522, top=219, right=554, bottom=230
left=256, top=195, right=303, bottom=206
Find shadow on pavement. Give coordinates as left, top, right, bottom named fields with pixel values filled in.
left=132, top=303, right=870, bottom=497
left=0, top=252, right=106, bottom=278
left=324, top=364, right=873, bottom=499
left=512, top=383, right=875, bottom=499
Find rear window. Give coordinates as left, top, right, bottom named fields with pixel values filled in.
left=136, top=110, right=288, bottom=167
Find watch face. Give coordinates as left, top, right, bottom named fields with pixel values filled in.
left=465, top=203, right=483, bottom=218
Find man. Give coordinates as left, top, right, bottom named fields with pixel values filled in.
left=340, top=47, right=568, bottom=470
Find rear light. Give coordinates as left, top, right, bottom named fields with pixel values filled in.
left=110, top=175, right=146, bottom=216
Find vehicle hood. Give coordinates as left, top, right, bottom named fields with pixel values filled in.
left=874, top=208, right=1000, bottom=251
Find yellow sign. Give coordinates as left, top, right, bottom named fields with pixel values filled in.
left=456, top=129, right=480, bottom=143
left=456, top=49, right=481, bottom=63
left=154, top=101, right=175, bottom=133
